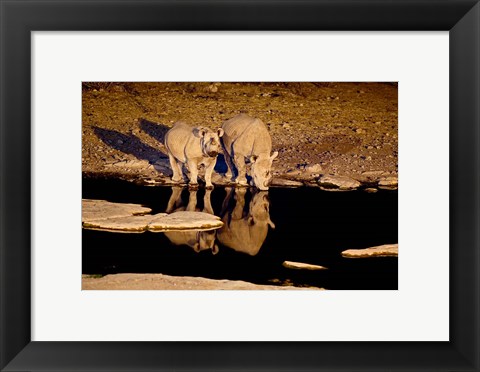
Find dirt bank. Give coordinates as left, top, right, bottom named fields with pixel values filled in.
left=82, top=273, right=322, bottom=290
left=82, top=82, right=397, bottom=188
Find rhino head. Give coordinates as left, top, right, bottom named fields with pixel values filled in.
left=248, top=191, right=275, bottom=228
left=250, top=151, right=279, bottom=190
left=193, top=230, right=219, bottom=255
left=196, top=127, right=224, bottom=158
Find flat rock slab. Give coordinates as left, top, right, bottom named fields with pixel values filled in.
left=83, top=214, right=167, bottom=232
left=317, top=175, right=361, bottom=191
left=82, top=199, right=152, bottom=222
left=82, top=273, right=323, bottom=290
left=148, top=211, right=223, bottom=231
left=270, top=178, right=304, bottom=187
left=83, top=211, right=222, bottom=232
left=105, top=159, right=151, bottom=170
left=82, top=200, right=223, bottom=232
left=342, top=244, right=398, bottom=258
left=378, top=176, right=398, bottom=190
left=282, top=261, right=327, bottom=270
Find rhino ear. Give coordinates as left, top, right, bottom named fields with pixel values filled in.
left=217, top=128, right=224, bottom=137
left=270, top=151, right=279, bottom=161
left=194, top=127, right=207, bottom=138
left=212, top=244, right=219, bottom=255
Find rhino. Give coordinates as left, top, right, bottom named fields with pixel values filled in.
left=217, top=188, right=275, bottom=256
left=164, top=121, right=224, bottom=188
left=221, top=114, right=278, bottom=190
left=163, top=186, right=219, bottom=254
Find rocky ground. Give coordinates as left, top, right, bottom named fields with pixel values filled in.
left=82, top=82, right=398, bottom=190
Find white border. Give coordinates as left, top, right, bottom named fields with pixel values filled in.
left=32, top=32, right=449, bottom=341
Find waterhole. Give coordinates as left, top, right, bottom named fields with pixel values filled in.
left=83, top=178, right=398, bottom=289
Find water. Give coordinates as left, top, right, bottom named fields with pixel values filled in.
left=83, top=177, right=398, bottom=289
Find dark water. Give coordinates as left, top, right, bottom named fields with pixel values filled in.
left=83, top=178, right=398, bottom=290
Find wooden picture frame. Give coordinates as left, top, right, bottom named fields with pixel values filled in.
left=1, top=0, right=479, bottom=370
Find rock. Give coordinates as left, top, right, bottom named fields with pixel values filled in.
left=123, top=159, right=150, bottom=169
left=82, top=199, right=152, bottom=222
left=270, top=178, right=304, bottom=187
left=342, top=244, right=398, bottom=258
left=361, top=170, right=386, bottom=178
left=83, top=214, right=163, bottom=232
left=317, top=175, right=361, bottom=191
left=355, top=128, right=364, bottom=134
left=282, top=261, right=327, bottom=270
left=207, top=84, right=218, bottom=93
left=378, top=176, right=398, bottom=189
left=364, top=188, right=378, bottom=193
left=148, top=211, right=223, bottom=231
left=106, top=159, right=151, bottom=170
left=82, top=201, right=223, bottom=232
left=305, top=163, right=323, bottom=173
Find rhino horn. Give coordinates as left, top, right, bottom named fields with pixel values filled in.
left=268, top=219, right=276, bottom=229
left=271, top=151, right=279, bottom=160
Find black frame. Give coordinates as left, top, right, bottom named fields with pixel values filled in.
left=1, top=0, right=479, bottom=371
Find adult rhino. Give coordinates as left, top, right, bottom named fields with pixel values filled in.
left=217, top=188, right=275, bottom=256
left=165, top=121, right=224, bottom=188
left=221, top=114, right=278, bottom=191
left=163, top=186, right=219, bottom=254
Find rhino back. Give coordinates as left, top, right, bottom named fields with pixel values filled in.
left=165, top=122, right=203, bottom=162
left=222, top=114, right=272, bottom=157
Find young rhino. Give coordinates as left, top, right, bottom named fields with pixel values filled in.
left=165, top=121, right=224, bottom=188
left=221, top=114, right=278, bottom=191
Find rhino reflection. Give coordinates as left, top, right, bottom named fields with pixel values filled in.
left=217, top=188, right=275, bottom=256
left=165, top=186, right=214, bottom=214
left=164, top=187, right=219, bottom=254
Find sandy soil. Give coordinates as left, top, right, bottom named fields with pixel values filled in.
left=82, top=82, right=397, bottom=186
left=82, top=273, right=322, bottom=290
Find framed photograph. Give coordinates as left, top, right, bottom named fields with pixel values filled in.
left=1, top=0, right=479, bottom=371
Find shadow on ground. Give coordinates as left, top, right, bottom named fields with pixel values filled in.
left=140, top=119, right=170, bottom=145
left=93, top=126, right=168, bottom=164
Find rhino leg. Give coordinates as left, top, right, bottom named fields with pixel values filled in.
left=204, top=157, right=216, bottom=188
left=187, top=159, right=199, bottom=186
left=203, top=189, right=214, bottom=214
left=186, top=189, right=198, bottom=211
left=233, top=155, right=248, bottom=185
left=168, top=154, right=184, bottom=183
left=231, top=188, right=247, bottom=220
left=223, top=151, right=236, bottom=181
left=220, top=187, right=235, bottom=216
left=166, top=186, right=183, bottom=213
